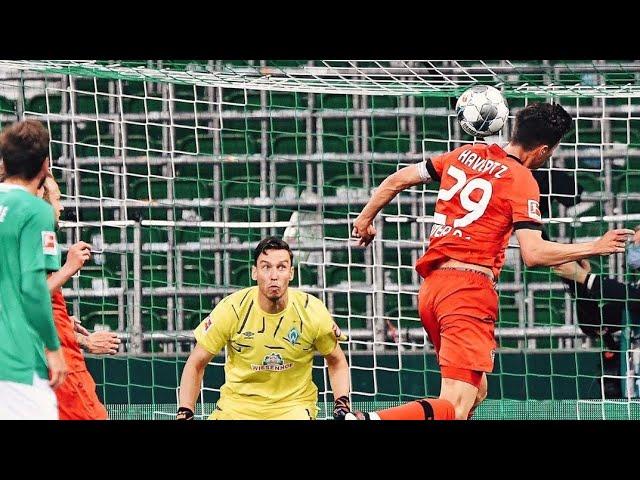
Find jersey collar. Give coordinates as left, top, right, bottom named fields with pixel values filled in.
left=0, top=183, right=28, bottom=192
left=488, top=144, right=524, bottom=165
left=505, top=153, right=523, bottom=164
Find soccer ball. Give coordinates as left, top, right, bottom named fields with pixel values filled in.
left=455, top=85, right=509, bottom=138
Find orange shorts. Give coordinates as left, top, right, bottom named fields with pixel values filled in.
left=55, top=370, right=108, bottom=420
left=419, top=269, right=498, bottom=376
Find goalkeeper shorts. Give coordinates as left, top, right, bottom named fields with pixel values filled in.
left=209, top=401, right=318, bottom=420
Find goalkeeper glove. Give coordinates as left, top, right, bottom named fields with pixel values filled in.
left=333, top=395, right=352, bottom=419
left=176, top=407, right=194, bottom=420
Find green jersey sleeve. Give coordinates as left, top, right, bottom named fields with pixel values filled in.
left=19, top=205, right=60, bottom=351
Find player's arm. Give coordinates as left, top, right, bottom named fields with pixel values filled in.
left=516, top=228, right=633, bottom=267
left=512, top=173, right=633, bottom=267
left=47, top=241, right=92, bottom=293
left=353, top=162, right=432, bottom=247
left=324, top=343, right=351, bottom=419
left=19, top=209, right=60, bottom=353
left=20, top=207, right=67, bottom=388
left=177, top=343, right=215, bottom=419
left=177, top=308, right=231, bottom=419
left=312, top=302, right=352, bottom=418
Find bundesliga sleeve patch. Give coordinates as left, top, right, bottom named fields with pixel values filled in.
left=527, top=200, right=542, bottom=222
left=203, top=315, right=213, bottom=332
left=42, top=231, right=58, bottom=256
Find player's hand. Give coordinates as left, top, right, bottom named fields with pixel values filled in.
left=352, top=216, right=377, bottom=247
left=592, top=229, right=634, bottom=255
left=71, top=315, right=90, bottom=337
left=45, top=349, right=68, bottom=390
left=176, top=407, right=194, bottom=420
left=65, top=241, right=92, bottom=276
left=84, top=331, right=121, bottom=355
left=333, top=395, right=352, bottom=420
left=634, top=229, right=640, bottom=246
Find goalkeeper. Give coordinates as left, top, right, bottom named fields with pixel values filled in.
left=177, top=237, right=351, bottom=420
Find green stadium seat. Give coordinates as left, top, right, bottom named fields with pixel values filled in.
left=321, top=134, right=351, bottom=153
left=0, top=95, right=16, bottom=115
left=268, top=92, right=306, bottom=109
left=219, top=133, right=260, bottom=155
left=317, top=94, right=353, bottom=110
left=25, top=94, right=62, bottom=114
left=271, top=133, right=306, bottom=155
left=82, top=308, right=121, bottom=331
left=370, top=131, right=411, bottom=153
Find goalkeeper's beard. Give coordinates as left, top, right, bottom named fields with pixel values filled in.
left=267, top=289, right=284, bottom=302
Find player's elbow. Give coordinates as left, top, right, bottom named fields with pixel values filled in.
left=325, top=346, right=348, bottom=369
left=520, top=247, right=542, bottom=268
left=329, top=355, right=348, bottom=372
left=522, top=256, right=540, bottom=268
left=518, top=235, right=547, bottom=268
left=386, top=169, right=415, bottom=192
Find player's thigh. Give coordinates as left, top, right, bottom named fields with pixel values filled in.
left=418, top=279, right=441, bottom=352
left=433, top=273, right=498, bottom=372
left=476, top=372, right=488, bottom=404
left=438, top=313, right=496, bottom=372
left=439, top=377, right=479, bottom=420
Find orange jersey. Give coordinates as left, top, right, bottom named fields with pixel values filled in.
left=51, top=289, right=86, bottom=372
left=52, top=289, right=108, bottom=419
left=415, top=143, right=542, bottom=279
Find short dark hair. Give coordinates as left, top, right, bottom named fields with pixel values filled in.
left=511, top=102, right=572, bottom=150
left=253, top=236, right=293, bottom=265
left=0, top=120, right=50, bottom=181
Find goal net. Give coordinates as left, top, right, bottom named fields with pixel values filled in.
left=2, top=60, right=639, bottom=419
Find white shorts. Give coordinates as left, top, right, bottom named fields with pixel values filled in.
left=0, top=373, right=58, bottom=420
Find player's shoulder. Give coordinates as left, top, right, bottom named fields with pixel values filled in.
left=436, top=143, right=476, bottom=161
left=508, top=160, right=537, bottom=183
left=18, top=190, right=52, bottom=216
left=0, top=185, right=51, bottom=221
left=290, top=288, right=325, bottom=309
left=220, top=286, right=257, bottom=310
left=436, top=143, right=502, bottom=164
left=456, top=142, right=494, bottom=155
left=465, top=142, right=513, bottom=162
left=482, top=144, right=535, bottom=181
left=27, top=195, right=53, bottom=217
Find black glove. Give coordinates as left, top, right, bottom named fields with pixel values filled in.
left=176, top=407, right=194, bottom=420
left=333, top=395, right=351, bottom=420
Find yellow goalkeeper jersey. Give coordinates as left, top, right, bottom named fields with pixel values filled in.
left=194, top=286, right=339, bottom=412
